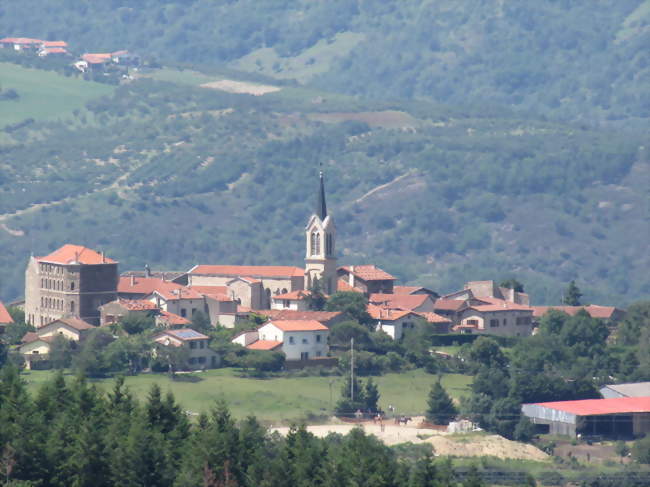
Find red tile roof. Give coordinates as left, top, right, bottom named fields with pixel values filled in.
left=434, top=299, right=467, bottom=311
left=529, top=397, right=650, bottom=416
left=157, top=310, right=191, bottom=326
left=54, top=317, right=95, bottom=331
left=42, top=41, right=67, bottom=47
left=369, top=293, right=431, bottom=311
left=469, top=298, right=532, bottom=312
left=254, top=310, right=342, bottom=323
left=189, top=285, right=233, bottom=302
left=0, top=302, right=14, bottom=324
left=266, top=320, right=328, bottom=332
left=247, top=340, right=282, bottom=351
left=190, top=265, right=304, bottom=278
left=393, top=286, right=421, bottom=295
left=21, top=332, right=56, bottom=344
left=272, top=290, right=311, bottom=301
left=38, top=244, right=116, bottom=265
left=117, top=299, right=158, bottom=311
left=367, top=304, right=413, bottom=321
left=82, top=53, right=112, bottom=64
left=531, top=305, right=621, bottom=319
left=339, top=265, right=395, bottom=281
left=0, top=37, right=43, bottom=44
left=152, top=282, right=204, bottom=301
left=416, top=312, right=452, bottom=324
left=337, top=279, right=362, bottom=292
left=118, top=276, right=166, bottom=295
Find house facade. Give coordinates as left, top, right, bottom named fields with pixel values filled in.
left=236, top=320, right=329, bottom=361
left=153, top=328, right=219, bottom=369
left=337, top=265, right=395, bottom=295
left=455, top=301, right=534, bottom=337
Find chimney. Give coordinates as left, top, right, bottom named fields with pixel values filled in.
left=101, top=250, right=105, bottom=263
left=144, top=264, right=151, bottom=277
left=348, top=265, right=354, bottom=288
left=130, top=275, right=135, bottom=286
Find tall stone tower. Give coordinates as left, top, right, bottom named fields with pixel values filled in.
left=305, top=172, right=337, bottom=294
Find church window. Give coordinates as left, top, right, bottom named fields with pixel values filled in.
left=315, top=233, right=321, bottom=254
left=310, top=232, right=317, bottom=255
left=70, top=282, right=75, bottom=291
left=70, top=301, right=75, bottom=313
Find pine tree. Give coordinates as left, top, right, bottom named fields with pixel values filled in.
left=563, top=280, right=583, bottom=306
left=364, top=378, right=380, bottom=414
left=426, top=382, right=458, bottom=425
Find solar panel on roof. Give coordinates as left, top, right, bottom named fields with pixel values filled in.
left=174, top=330, right=203, bottom=338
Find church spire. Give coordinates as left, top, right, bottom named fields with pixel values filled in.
left=317, top=171, right=327, bottom=220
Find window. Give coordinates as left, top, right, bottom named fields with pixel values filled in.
left=316, top=334, right=321, bottom=343
left=489, top=319, right=499, bottom=328
left=516, top=317, right=531, bottom=326
left=180, top=309, right=187, bottom=317
left=466, top=319, right=479, bottom=325
left=302, top=338, right=308, bottom=344
left=502, top=319, right=507, bottom=326
left=189, top=358, right=197, bottom=365
left=70, top=301, right=75, bottom=313
left=70, top=282, right=75, bottom=291
left=283, top=300, right=290, bottom=308
left=198, top=357, right=206, bottom=364
left=300, top=352, right=309, bottom=360
left=289, top=336, right=294, bottom=345
left=199, top=341, right=205, bottom=349
left=310, top=232, right=317, bottom=255
left=190, top=341, right=197, bottom=349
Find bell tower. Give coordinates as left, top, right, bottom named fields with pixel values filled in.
left=305, top=171, right=337, bottom=294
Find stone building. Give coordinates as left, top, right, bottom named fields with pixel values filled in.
left=24, top=244, right=118, bottom=327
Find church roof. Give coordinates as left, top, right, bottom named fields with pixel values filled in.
left=190, top=265, right=304, bottom=278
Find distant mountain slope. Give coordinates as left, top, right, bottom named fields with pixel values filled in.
left=0, top=75, right=646, bottom=305
left=0, top=0, right=648, bottom=127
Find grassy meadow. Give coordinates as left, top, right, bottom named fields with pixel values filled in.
left=0, top=62, right=114, bottom=126
left=22, top=368, right=472, bottom=423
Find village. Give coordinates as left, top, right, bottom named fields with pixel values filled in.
left=0, top=171, right=646, bottom=447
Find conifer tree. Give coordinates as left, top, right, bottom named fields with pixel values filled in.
left=563, top=280, right=583, bottom=306
left=426, top=382, right=457, bottom=425
left=364, top=378, right=380, bottom=414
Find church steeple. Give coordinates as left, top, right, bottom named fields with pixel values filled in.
left=305, top=170, right=337, bottom=294
left=317, top=171, right=327, bottom=220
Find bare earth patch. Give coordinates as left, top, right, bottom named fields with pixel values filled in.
left=200, top=79, right=281, bottom=96
left=272, top=419, right=548, bottom=462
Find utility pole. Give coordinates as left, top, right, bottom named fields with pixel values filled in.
left=350, top=337, right=354, bottom=402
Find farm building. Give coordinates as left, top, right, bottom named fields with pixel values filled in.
left=522, top=397, right=650, bottom=438
left=600, top=382, right=650, bottom=399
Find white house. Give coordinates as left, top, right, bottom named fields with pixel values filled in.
left=233, top=319, right=329, bottom=361
left=271, top=290, right=312, bottom=311
left=455, top=298, right=534, bottom=337
left=369, top=305, right=421, bottom=340
left=153, top=328, right=219, bottom=369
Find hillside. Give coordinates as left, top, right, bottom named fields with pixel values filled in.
left=1, top=0, right=648, bottom=128
left=0, top=67, right=646, bottom=305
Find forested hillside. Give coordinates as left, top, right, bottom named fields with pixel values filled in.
left=1, top=0, right=649, bottom=128
left=0, top=67, right=647, bottom=305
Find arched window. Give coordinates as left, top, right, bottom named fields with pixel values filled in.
left=70, top=301, right=75, bottom=313
left=315, top=233, right=321, bottom=255
left=310, top=232, right=317, bottom=255
left=70, top=282, right=75, bottom=291
left=326, top=233, right=333, bottom=255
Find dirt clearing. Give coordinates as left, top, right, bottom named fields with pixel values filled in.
left=200, top=79, right=281, bottom=96
left=272, top=420, right=548, bottom=462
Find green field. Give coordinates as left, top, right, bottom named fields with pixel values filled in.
left=0, top=63, right=114, bottom=126
left=22, top=368, right=471, bottom=423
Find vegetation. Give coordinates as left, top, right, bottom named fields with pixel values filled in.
left=426, top=381, right=458, bottom=425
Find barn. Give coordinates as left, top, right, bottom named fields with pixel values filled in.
left=522, top=397, right=650, bottom=438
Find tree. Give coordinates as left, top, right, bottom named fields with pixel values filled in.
left=499, top=279, right=524, bottom=293
left=118, top=313, right=156, bottom=335
left=329, top=320, right=371, bottom=347
left=335, top=374, right=366, bottom=416
left=466, top=337, right=508, bottom=370
left=364, top=378, right=380, bottom=414
left=563, top=280, right=583, bottom=306
left=191, top=310, right=212, bottom=334
left=325, top=292, right=372, bottom=326
left=306, top=278, right=327, bottom=311
left=426, top=382, right=457, bottom=425
left=48, top=335, right=73, bottom=370
left=633, top=435, right=650, bottom=464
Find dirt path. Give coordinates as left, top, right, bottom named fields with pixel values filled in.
left=354, top=170, right=416, bottom=205
left=272, top=420, right=549, bottom=462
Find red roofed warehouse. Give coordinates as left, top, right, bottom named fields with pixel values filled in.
left=24, top=244, right=118, bottom=327
left=522, top=397, right=650, bottom=438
